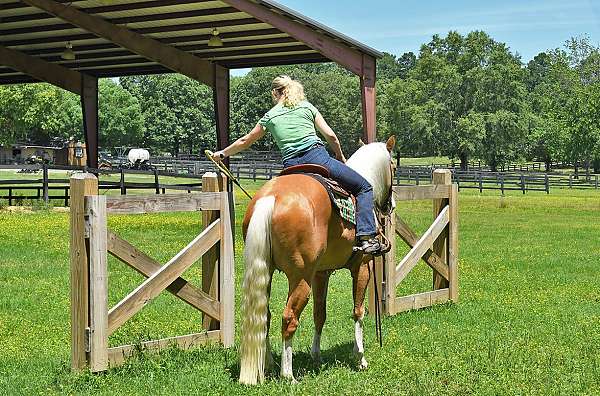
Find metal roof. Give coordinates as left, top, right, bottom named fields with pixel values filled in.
left=0, top=0, right=382, bottom=84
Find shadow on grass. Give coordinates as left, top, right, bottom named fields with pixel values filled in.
left=226, top=341, right=358, bottom=382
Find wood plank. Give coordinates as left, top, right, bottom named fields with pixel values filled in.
left=201, top=173, right=221, bottom=330
left=86, top=196, right=108, bottom=372
left=395, top=215, right=449, bottom=280
left=383, top=213, right=396, bottom=315
left=393, top=185, right=452, bottom=201
left=432, top=170, right=451, bottom=290
left=107, top=331, right=220, bottom=367
left=107, top=219, right=221, bottom=335
left=69, top=173, right=98, bottom=371
left=219, top=192, right=235, bottom=347
left=393, top=289, right=449, bottom=314
left=0, top=45, right=82, bottom=94
left=107, top=231, right=221, bottom=321
left=22, top=0, right=215, bottom=87
left=106, top=193, right=221, bottom=214
left=221, top=0, right=366, bottom=76
left=448, top=184, right=459, bottom=302
left=395, top=207, right=449, bottom=287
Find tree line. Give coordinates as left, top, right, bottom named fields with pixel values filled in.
left=0, top=31, right=598, bottom=173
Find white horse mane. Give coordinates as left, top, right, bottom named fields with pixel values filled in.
left=346, top=142, right=392, bottom=208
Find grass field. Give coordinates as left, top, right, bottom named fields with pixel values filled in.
left=1, top=183, right=599, bottom=395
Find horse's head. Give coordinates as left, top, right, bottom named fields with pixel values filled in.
left=347, top=136, right=396, bottom=213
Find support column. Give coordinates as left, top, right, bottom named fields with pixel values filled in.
left=213, top=64, right=230, bottom=166
left=81, top=74, right=99, bottom=169
left=361, top=54, right=377, bottom=143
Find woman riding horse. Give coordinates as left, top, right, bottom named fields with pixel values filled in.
left=212, top=76, right=395, bottom=384
left=211, top=75, right=382, bottom=254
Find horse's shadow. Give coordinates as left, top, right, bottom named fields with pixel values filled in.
left=227, top=341, right=359, bottom=382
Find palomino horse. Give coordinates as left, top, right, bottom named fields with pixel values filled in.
left=239, top=136, right=396, bottom=384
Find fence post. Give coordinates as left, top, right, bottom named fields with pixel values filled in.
left=569, top=174, right=573, bottom=189
left=8, top=187, right=12, bottom=206
left=202, top=172, right=221, bottom=331
left=520, top=174, right=525, bottom=194
left=478, top=172, right=483, bottom=193
left=86, top=195, right=108, bottom=372
left=500, top=174, right=505, bottom=195
left=432, top=170, right=451, bottom=290
left=42, top=163, right=49, bottom=204
left=449, top=183, right=459, bottom=302
left=154, top=168, right=160, bottom=195
left=219, top=188, right=235, bottom=347
left=383, top=212, right=396, bottom=315
left=545, top=174, right=550, bottom=194
left=596, top=175, right=598, bottom=189
left=69, top=173, right=98, bottom=371
left=120, top=169, right=126, bottom=195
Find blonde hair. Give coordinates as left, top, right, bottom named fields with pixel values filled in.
left=272, top=75, right=305, bottom=107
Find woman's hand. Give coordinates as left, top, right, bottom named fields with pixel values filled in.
left=211, top=150, right=225, bottom=162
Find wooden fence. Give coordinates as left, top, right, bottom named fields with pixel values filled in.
left=69, top=172, right=234, bottom=372
left=370, top=170, right=459, bottom=316
left=0, top=164, right=204, bottom=206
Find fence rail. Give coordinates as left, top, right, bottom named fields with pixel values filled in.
left=1, top=159, right=599, bottom=206
left=0, top=164, right=205, bottom=205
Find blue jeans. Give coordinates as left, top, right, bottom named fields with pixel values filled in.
left=283, top=144, right=376, bottom=238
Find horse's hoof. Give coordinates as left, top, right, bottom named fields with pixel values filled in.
left=358, top=358, right=368, bottom=370
left=282, top=374, right=298, bottom=384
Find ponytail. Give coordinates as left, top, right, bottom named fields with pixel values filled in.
left=271, top=75, right=306, bottom=107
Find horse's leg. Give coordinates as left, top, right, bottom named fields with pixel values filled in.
left=281, top=277, right=311, bottom=382
left=350, top=259, right=371, bottom=369
left=311, top=270, right=330, bottom=363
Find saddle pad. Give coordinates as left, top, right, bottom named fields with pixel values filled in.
left=333, top=195, right=356, bottom=225
left=278, top=169, right=356, bottom=225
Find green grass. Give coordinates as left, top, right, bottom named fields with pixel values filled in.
left=1, top=183, right=600, bottom=395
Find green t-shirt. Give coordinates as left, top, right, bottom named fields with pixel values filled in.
left=258, top=100, right=323, bottom=161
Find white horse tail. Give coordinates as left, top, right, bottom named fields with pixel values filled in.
left=239, top=196, right=275, bottom=385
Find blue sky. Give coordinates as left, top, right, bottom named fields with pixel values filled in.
left=275, top=0, right=600, bottom=62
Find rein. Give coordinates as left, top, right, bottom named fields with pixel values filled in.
left=204, top=150, right=253, bottom=199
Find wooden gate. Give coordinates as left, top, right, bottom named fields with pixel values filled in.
left=370, top=169, right=459, bottom=316
left=69, top=172, right=234, bottom=372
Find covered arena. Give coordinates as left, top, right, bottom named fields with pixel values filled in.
left=0, top=0, right=382, bottom=168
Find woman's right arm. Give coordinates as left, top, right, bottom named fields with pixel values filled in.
left=315, top=113, right=347, bottom=163
left=212, top=123, right=266, bottom=160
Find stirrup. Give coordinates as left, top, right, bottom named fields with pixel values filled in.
left=353, top=238, right=384, bottom=256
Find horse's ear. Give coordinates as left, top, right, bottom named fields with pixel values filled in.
left=385, top=136, right=396, bottom=152
left=358, top=138, right=366, bottom=147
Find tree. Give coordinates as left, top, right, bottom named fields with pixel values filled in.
left=383, top=31, right=528, bottom=170
left=98, top=79, right=144, bottom=148
left=121, top=74, right=214, bottom=155
left=0, top=83, right=81, bottom=146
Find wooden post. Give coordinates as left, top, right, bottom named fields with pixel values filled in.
left=202, top=172, right=221, bottom=330
left=432, top=170, right=451, bottom=290
left=69, top=173, right=98, bottom=371
left=120, top=168, right=126, bottom=195
left=219, top=190, right=235, bottom=347
left=383, top=213, right=396, bottom=315
left=153, top=168, right=160, bottom=195
left=42, top=163, right=49, bottom=204
left=86, top=195, right=108, bottom=372
left=448, top=184, right=459, bottom=302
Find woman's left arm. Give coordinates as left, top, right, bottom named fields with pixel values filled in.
left=212, top=123, right=266, bottom=160
left=315, top=113, right=347, bottom=163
